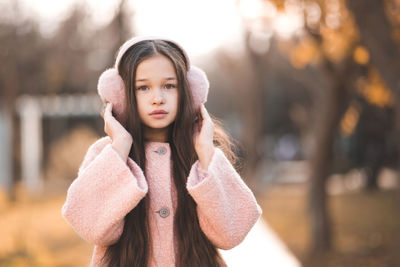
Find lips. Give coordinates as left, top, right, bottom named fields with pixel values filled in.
left=150, top=110, right=168, bottom=115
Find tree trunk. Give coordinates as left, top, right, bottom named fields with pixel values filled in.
left=307, top=42, right=357, bottom=253
left=308, top=76, right=346, bottom=253
left=303, top=17, right=359, bottom=252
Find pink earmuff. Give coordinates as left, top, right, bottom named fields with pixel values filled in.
left=97, top=36, right=210, bottom=125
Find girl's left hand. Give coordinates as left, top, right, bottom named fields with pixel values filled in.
left=194, top=104, right=215, bottom=170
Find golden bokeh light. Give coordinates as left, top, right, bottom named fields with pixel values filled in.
left=353, top=45, right=370, bottom=65
left=357, top=68, right=393, bottom=108
left=340, top=101, right=360, bottom=137
left=290, top=37, right=320, bottom=68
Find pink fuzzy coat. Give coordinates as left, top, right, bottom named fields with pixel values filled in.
left=61, top=136, right=262, bottom=266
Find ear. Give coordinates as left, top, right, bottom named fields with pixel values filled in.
left=97, top=68, right=127, bottom=124
left=187, top=65, right=209, bottom=108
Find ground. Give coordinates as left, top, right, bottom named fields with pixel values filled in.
left=259, top=184, right=400, bottom=267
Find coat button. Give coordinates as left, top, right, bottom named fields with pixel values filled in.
left=159, top=207, right=170, bottom=218
left=156, top=146, right=167, bottom=155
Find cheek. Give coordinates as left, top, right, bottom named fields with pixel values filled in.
left=171, top=93, right=179, bottom=119
left=135, top=94, right=146, bottom=116
left=169, top=90, right=179, bottom=107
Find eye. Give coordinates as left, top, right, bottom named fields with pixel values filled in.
left=165, top=83, right=176, bottom=89
left=136, top=85, right=148, bottom=91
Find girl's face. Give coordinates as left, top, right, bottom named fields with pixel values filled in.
left=135, top=54, right=179, bottom=141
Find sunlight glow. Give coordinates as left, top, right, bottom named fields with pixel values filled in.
left=131, top=0, right=243, bottom=57
left=305, top=2, right=321, bottom=28
left=17, top=0, right=309, bottom=56
left=238, top=0, right=265, bottom=19
left=18, top=0, right=243, bottom=57
left=273, top=11, right=304, bottom=39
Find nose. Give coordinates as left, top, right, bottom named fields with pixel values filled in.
left=152, top=87, right=165, bottom=104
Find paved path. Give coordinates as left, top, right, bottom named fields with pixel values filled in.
left=219, top=218, right=302, bottom=267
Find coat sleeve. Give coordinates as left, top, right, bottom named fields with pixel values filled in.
left=186, top=147, right=262, bottom=250
left=61, top=136, right=148, bottom=246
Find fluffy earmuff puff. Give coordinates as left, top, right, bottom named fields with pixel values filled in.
left=97, top=68, right=127, bottom=124
left=186, top=65, right=209, bottom=107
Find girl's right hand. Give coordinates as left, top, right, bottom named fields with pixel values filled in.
left=102, top=102, right=132, bottom=161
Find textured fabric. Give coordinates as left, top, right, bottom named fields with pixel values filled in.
left=62, top=136, right=262, bottom=267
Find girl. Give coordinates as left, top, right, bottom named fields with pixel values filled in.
left=62, top=36, right=262, bottom=267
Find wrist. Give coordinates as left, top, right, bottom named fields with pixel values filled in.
left=119, top=133, right=133, bottom=144
left=198, top=146, right=215, bottom=171
left=112, top=138, right=132, bottom=162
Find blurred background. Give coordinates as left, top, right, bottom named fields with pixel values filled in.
left=1, top=0, right=400, bottom=266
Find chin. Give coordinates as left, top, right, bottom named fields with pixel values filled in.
left=148, top=121, right=173, bottom=129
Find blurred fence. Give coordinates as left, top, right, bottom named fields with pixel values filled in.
left=0, top=94, right=102, bottom=196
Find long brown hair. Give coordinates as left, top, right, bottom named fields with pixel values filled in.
left=101, top=39, right=237, bottom=267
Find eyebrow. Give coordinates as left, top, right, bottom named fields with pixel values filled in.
left=136, top=77, right=177, bottom=82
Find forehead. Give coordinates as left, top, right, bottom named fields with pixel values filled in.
left=136, top=54, right=176, bottom=79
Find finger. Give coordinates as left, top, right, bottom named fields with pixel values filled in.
left=104, top=102, right=112, bottom=117
left=100, top=106, right=105, bottom=118
left=194, top=120, right=201, bottom=132
left=200, top=104, right=211, bottom=122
